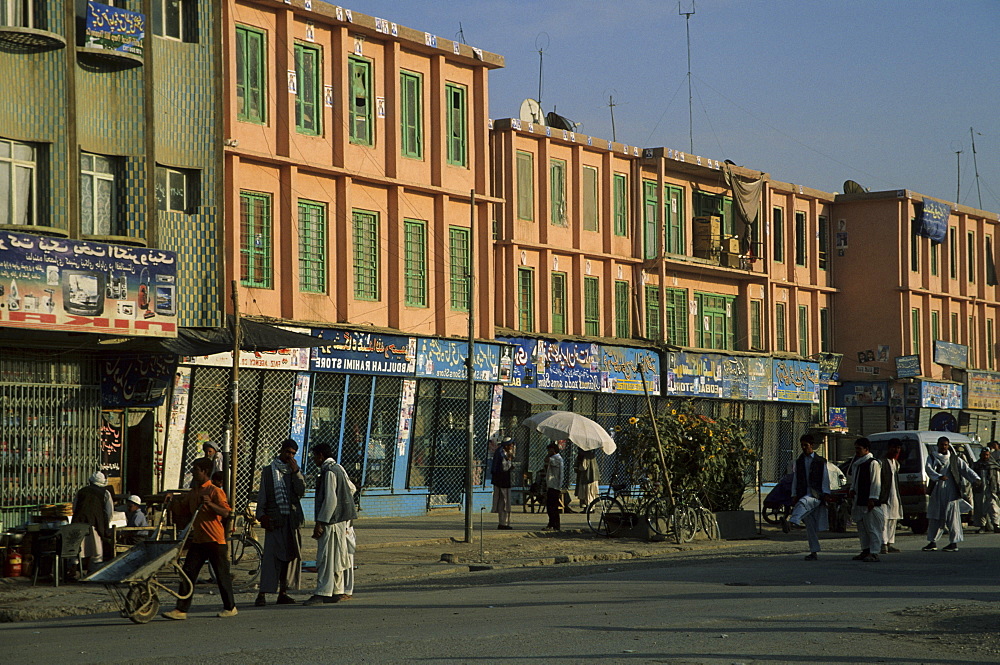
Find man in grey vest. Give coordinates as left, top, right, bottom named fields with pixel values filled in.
left=304, top=443, right=358, bottom=605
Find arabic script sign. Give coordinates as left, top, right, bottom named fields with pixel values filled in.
left=310, top=329, right=416, bottom=376
left=534, top=341, right=600, bottom=391
left=599, top=346, right=660, bottom=395
left=415, top=338, right=505, bottom=382
left=0, top=231, right=177, bottom=337
left=772, top=358, right=820, bottom=403
left=85, top=1, right=144, bottom=56
left=101, top=353, right=176, bottom=408
left=967, top=370, right=1000, bottom=411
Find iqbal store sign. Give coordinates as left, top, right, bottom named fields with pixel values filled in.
left=0, top=231, right=177, bottom=337
left=85, top=1, right=145, bottom=56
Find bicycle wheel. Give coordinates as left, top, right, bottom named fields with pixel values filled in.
left=229, top=534, right=262, bottom=591
left=587, top=496, right=626, bottom=537
left=699, top=508, right=720, bottom=540
left=671, top=505, right=697, bottom=544
left=643, top=497, right=671, bottom=537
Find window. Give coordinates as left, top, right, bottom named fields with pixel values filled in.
left=987, top=235, right=997, bottom=286
left=550, top=159, right=566, bottom=226
left=666, top=288, right=689, bottom=346
left=517, top=268, right=535, bottom=332
left=970, top=315, right=977, bottom=368
left=445, top=83, right=467, bottom=166
left=968, top=231, right=976, bottom=282
left=584, top=277, right=600, bottom=336
left=818, top=216, right=828, bottom=270
left=583, top=166, right=598, bottom=232
left=449, top=227, right=470, bottom=311
left=352, top=210, right=379, bottom=300
left=665, top=185, right=685, bottom=254
left=910, top=218, right=920, bottom=272
left=294, top=43, right=321, bottom=135
left=989, top=318, right=995, bottom=370
left=694, top=191, right=734, bottom=235
left=614, top=280, right=630, bottom=338
left=798, top=305, right=808, bottom=356
left=750, top=300, right=763, bottom=351
left=400, top=71, right=422, bottom=159
left=516, top=151, right=534, bottom=221
left=1, top=0, right=33, bottom=28
left=776, top=302, right=787, bottom=352
left=153, top=0, right=189, bottom=41
left=298, top=200, right=326, bottom=293
left=404, top=220, right=427, bottom=307
left=931, top=311, right=940, bottom=345
left=154, top=165, right=197, bottom=213
left=349, top=57, right=372, bottom=146
left=81, top=153, right=120, bottom=235
left=697, top=293, right=735, bottom=350
left=795, top=211, right=806, bottom=266
left=819, top=307, right=830, bottom=352
left=645, top=285, right=661, bottom=341
left=930, top=239, right=939, bottom=276
left=0, top=138, right=36, bottom=225
left=235, top=25, right=266, bottom=123
left=643, top=180, right=658, bottom=259
left=951, top=312, right=959, bottom=342
left=613, top=173, right=628, bottom=237
left=239, top=191, right=272, bottom=288
left=552, top=272, right=567, bottom=335
left=911, top=308, right=921, bottom=355
left=950, top=226, right=958, bottom=279
left=772, top=207, right=784, bottom=263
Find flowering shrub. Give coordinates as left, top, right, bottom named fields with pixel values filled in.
left=619, top=400, right=756, bottom=511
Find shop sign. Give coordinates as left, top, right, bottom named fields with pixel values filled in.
left=917, top=198, right=950, bottom=243
left=664, top=352, right=723, bottom=397
left=497, top=337, right=537, bottom=387
left=835, top=381, right=888, bottom=406
left=895, top=355, right=921, bottom=378
left=185, top=326, right=312, bottom=370
left=310, top=329, right=416, bottom=376
left=534, top=340, right=600, bottom=391
left=920, top=381, right=963, bottom=409
left=599, top=346, right=660, bottom=395
left=829, top=407, right=848, bottom=428
left=817, top=353, right=843, bottom=386
left=772, top=358, right=820, bottom=403
left=85, top=1, right=144, bottom=56
left=415, top=338, right=504, bottom=382
left=934, top=340, right=968, bottom=368
left=967, top=370, right=1000, bottom=410
left=101, top=353, right=176, bottom=408
left=0, top=231, right=177, bottom=337
left=99, top=412, right=124, bottom=482
left=720, top=356, right=772, bottom=401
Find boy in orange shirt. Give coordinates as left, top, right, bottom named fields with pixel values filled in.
left=162, top=457, right=238, bottom=620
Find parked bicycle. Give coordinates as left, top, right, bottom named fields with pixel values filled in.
left=586, top=484, right=697, bottom=544
left=228, top=507, right=263, bottom=591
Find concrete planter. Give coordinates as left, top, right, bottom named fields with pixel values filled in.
left=714, top=510, right=757, bottom=540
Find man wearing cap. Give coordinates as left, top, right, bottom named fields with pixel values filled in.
left=123, top=495, right=149, bottom=544
left=73, top=472, right=113, bottom=574
left=254, top=438, right=305, bottom=606
left=491, top=438, right=515, bottom=530
left=202, top=442, right=224, bottom=476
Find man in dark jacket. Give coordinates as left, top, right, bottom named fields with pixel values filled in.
left=254, top=439, right=306, bottom=606
left=785, top=434, right=830, bottom=560
left=491, top=438, right=515, bottom=530
left=73, top=472, right=113, bottom=574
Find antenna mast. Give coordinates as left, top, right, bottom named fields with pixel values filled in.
left=608, top=95, right=617, bottom=142
left=537, top=47, right=544, bottom=110
left=971, top=127, right=983, bottom=209
left=456, top=22, right=466, bottom=44
left=956, top=148, right=962, bottom=204
left=679, top=1, right=695, bottom=154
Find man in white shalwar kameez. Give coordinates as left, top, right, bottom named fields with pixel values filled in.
left=879, top=439, right=903, bottom=554
left=849, top=438, right=884, bottom=562
left=923, top=436, right=980, bottom=552
left=304, top=443, right=358, bottom=605
left=787, top=434, right=831, bottom=561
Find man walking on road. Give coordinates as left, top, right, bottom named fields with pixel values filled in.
left=880, top=439, right=903, bottom=553
left=543, top=442, right=563, bottom=531
left=924, top=436, right=980, bottom=552
left=972, top=448, right=1000, bottom=532
left=255, top=439, right=306, bottom=607
left=849, top=438, right=884, bottom=562
left=491, top=438, right=515, bottom=530
left=785, top=434, right=830, bottom=561
left=305, top=443, right=358, bottom=605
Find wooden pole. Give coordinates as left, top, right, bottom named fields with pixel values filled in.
left=464, top=189, right=476, bottom=544
left=228, top=280, right=241, bottom=511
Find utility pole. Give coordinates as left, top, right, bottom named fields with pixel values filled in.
left=464, top=189, right=476, bottom=544
left=228, top=280, right=241, bottom=513
left=679, top=1, right=695, bottom=154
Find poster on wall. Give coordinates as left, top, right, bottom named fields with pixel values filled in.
left=85, top=1, right=145, bottom=56
left=600, top=346, right=660, bottom=395
left=310, top=328, right=416, bottom=376
left=829, top=407, right=848, bottom=429
left=0, top=231, right=177, bottom=337
left=498, top=337, right=537, bottom=387
left=920, top=381, right=963, bottom=409
left=835, top=381, right=888, bottom=406
left=395, top=379, right=417, bottom=457
left=772, top=359, right=820, bottom=403
left=163, top=367, right=192, bottom=490
left=535, top=340, right=600, bottom=391
left=288, top=372, right=311, bottom=463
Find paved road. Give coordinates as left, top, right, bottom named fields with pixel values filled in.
left=4, top=531, right=1000, bottom=664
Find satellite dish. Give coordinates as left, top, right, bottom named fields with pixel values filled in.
left=545, top=110, right=575, bottom=131
left=843, top=180, right=867, bottom=194
left=519, top=98, right=545, bottom=125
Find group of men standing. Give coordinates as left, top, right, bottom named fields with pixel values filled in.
left=786, top=433, right=995, bottom=560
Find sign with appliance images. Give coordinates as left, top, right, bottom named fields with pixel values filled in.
left=310, top=329, right=416, bottom=376
left=920, top=381, right=963, bottom=409
left=967, top=370, right=1000, bottom=411
left=599, top=345, right=660, bottom=395
left=933, top=340, right=968, bottom=368
left=534, top=340, right=600, bottom=391
left=415, top=338, right=504, bottom=382
left=0, top=231, right=177, bottom=337
left=84, top=1, right=145, bottom=56
left=772, top=358, right=820, bottom=403
left=895, top=355, right=921, bottom=378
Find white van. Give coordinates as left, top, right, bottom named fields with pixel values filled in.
left=866, top=431, right=979, bottom=534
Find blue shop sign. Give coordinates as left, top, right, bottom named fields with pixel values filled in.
left=101, top=353, right=176, bottom=408
left=85, top=1, right=145, bottom=56
left=917, top=198, right=950, bottom=244
left=416, top=338, right=504, bottom=382
left=719, top=356, right=772, bottom=401
left=933, top=340, right=968, bottom=369
left=600, top=346, right=660, bottom=395
left=895, top=354, right=921, bottom=378
left=835, top=381, right=888, bottom=407
left=310, top=329, right=416, bottom=376
left=535, top=340, right=600, bottom=391
left=499, top=337, right=538, bottom=387
left=817, top=353, right=843, bottom=386
left=665, top=352, right=724, bottom=397
left=772, top=358, right=820, bottom=403
left=920, top=381, right=963, bottom=409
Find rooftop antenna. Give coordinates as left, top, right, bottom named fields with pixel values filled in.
left=456, top=22, right=467, bottom=45
left=535, top=33, right=549, bottom=111
left=608, top=92, right=618, bottom=142
left=971, top=127, right=983, bottom=209
left=679, top=1, right=695, bottom=154
left=952, top=141, right=962, bottom=204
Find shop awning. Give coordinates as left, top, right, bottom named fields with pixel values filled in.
left=503, top=386, right=562, bottom=408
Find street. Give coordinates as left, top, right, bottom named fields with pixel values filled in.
left=4, top=530, right=1000, bottom=665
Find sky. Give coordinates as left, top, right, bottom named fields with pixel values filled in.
left=334, top=0, right=1000, bottom=212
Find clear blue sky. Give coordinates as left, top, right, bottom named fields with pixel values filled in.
left=337, top=1, right=1000, bottom=212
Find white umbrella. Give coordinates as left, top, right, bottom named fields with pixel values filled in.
left=521, top=410, right=617, bottom=455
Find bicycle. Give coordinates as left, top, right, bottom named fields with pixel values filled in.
left=228, top=507, right=263, bottom=591
left=586, top=484, right=696, bottom=544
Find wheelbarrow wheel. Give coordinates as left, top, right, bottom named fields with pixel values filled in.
left=762, top=505, right=788, bottom=525
left=125, top=582, right=160, bottom=624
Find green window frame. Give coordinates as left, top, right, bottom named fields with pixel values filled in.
left=643, top=180, right=659, bottom=259
left=696, top=293, right=736, bottom=350
left=352, top=209, right=379, bottom=300
left=773, top=207, right=784, bottom=263
left=584, top=276, right=600, bottom=336
left=445, top=83, right=467, bottom=167
left=950, top=226, right=958, bottom=279
left=614, top=280, right=630, bottom=338
left=930, top=238, right=939, bottom=276
left=404, top=219, right=427, bottom=307
left=750, top=299, right=763, bottom=351
left=776, top=302, right=787, bottom=352
left=239, top=191, right=272, bottom=288
left=968, top=231, right=976, bottom=282
left=818, top=215, right=828, bottom=270
left=297, top=199, right=326, bottom=293
left=694, top=191, right=733, bottom=235
left=798, top=305, right=808, bottom=356
left=931, top=310, right=940, bottom=344
left=550, top=158, right=567, bottom=226
left=970, top=315, right=977, bottom=367
left=951, top=312, right=959, bottom=342
left=645, top=285, right=661, bottom=341
left=449, top=226, right=470, bottom=311
left=820, top=307, right=830, bottom=352
left=795, top=211, right=807, bottom=266
left=911, top=307, right=921, bottom=355
left=294, top=42, right=321, bottom=135
left=988, top=318, right=995, bottom=370
left=518, top=268, right=535, bottom=332
left=583, top=166, right=598, bottom=232
left=666, top=288, right=688, bottom=346
left=613, top=173, right=628, bottom=237
left=665, top=185, right=685, bottom=254
left=552, top=272, right=567, bottom=335
left=235, top=25, right=266, bottom=123
left=516, top=151, right=534, bottom=221
left=400, top=70, right=423, bottom=159
left=349, top=57, right=372, bottom=146
left=910, top=218, right=920, bottom=272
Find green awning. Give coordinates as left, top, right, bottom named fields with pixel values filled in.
left=503, top=386, right=562, bottom=407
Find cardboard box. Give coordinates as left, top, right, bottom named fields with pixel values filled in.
left=722, top=236, right=741, bottom=254
left=693, top=216, right=722, bottom=237
left=720, top=252, right=742, bottom=268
